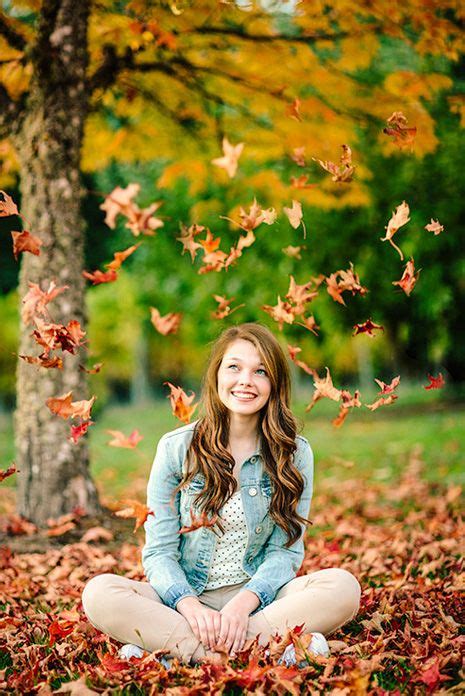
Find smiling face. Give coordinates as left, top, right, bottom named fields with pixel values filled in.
left=217, top=338, right=272, bottom=418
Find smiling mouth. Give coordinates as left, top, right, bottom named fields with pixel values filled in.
left=231, top=391, right=257, bottom=400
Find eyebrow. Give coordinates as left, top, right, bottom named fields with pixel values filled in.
left=224, top=356, right=265, bottom=366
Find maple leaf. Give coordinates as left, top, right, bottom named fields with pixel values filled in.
left=383, top=111, right=417, bottom=148
left=150, top=307, right=182, bottom=335
left=291, top=146, right=306, bottom=166
left=69, top=420, right=94, bottom=443
left=199, top=229, right=221, bottom=254
left=286, top=97, right=302, bottom=121
left=418, top=657, right=453, bottom=690
left=99, top=183, right=140, bottom=229
left=290, top=174, right=316, bottom=189
left=374, top=375, right=401, bottom=394
left=106, top=429, right=143, bottom=449
left=198, top=249, right=228, bottom=274
left=0, top=463, right=17, bottom=482
left=31, top=317, right=86, bottom=355
left=0, top=189, right=19, bottom=216
left=381, top=201, right=410, bottom=260
left=423, top=373, right=445, bottom=390
left=11, top=230, right=43, bottom=260
left=392, top=258, right=420, bottom=296
left=296, top=315, right=320, bottom=335
left=282, top=245, right=304, bottom=259
left=79, top=362, right=103, bottom=374
left=287, top=344, right=317, bottom=377
left=305, top=367, right=342, bottom=412
left=176, top=223, right=204, bottom=262
left=179, top=508, right=219, bottom=534
left=283, top=200, right=305, bottom=236
left=227, top=198, right=277, bottom=232
left=313, top=144, right=355, bottom=183
left=114, top=499, right=154, bottom=532
left=46, top=391, right=96, bottom=420
left=366, top=394, right=398, bottom=411
left=211, top=136, right=244, bottom=178
left=353, top=319, right=384, bottom=337
left=125, top=201, right=164, bottom=237
left=164, top=382, right=198, bottom=423
left=211, top=294, right=245, bottom=320
left=21, top=280, right=69, bottom=325
left=82, top=269, right=118, bottom=285
left=424, top=218, right=444, bottom=235
left=236, top=229, right=256, bottom=251
left=326, top=263, right=368, bottom=306
left=285, top=276, right=318, bottom=314
left=105, top=243, right=141, bottom=271
left=19, top=353, right=63, bottom=369
left=262, top=296, right=295, bottom=330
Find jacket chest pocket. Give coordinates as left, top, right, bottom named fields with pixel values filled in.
left=180, top=476, right=206, bottom=515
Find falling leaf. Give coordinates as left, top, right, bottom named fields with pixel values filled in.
left=0, top=463, right=17, bottom=482
left=313, top=144, right=355, bottom=183
left=381, top=201, right=410, bottom=260
left=46, top=392, right=96, bottom=420
left=286, top=98, right=302, bottom=121
left=392, top=259, right=420, bottom=296
left=424, top=218, right=444, bottom=235
left=105, top=243, right=141, bottom=271
left=287, top=345, right=317, bottom=377
left=305, top=367, right=342, bottom=412
left=283, top=200, right=304, bottom=230
left=21, top=280, right=69, bottom=325
left=99, top=183, right=141, bottom=229
left=286, top=276, right=318, bottom=314
left=69, top=420, right=94, bottom=444
left=211, top=295, right=245, bottom=320
left=31, top=317, right=86, bottom=355
left=366, top=394, right=398, bottom=411
left=353, top=319, right=384, bottom=337
left=0, top=190, right=19, bottom=216
left=164, top=381, right=198, bottom=423
left=374, top=376, right=401, bottom=394
left=11, top=230, right=43, bottom=260
left=296, top=315, right=319, bottom=335
left=262, top=296, right=295, bottom=330
left=150, top=307, right=182, bottom=336
left=106, top=429, right=143, bottom=449
left=177, top=223, right=204, bottom=262
left=211, top=136, right=244, bottom=178
left=383, top=111, right=417, bottom=148
left=82, top=269, right=118, bottom=285
left=79, top=362, right=103, bottom=374
left=424, top=373, right=445, bottom=390
left=199, top=229, right=221, bottom=254
left=282, top=245, right=305, bottom=259
left=326, top=263, right=368, bottom=306
left=291, top=146, right=306, bottom=166
left=19, top=353, right=63, bottom=369
left=114, top=499, right=154, bottom=532
left=290, top=175, right=316, bottom=189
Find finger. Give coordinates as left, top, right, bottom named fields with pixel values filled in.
left=206, top=616, right=218, bottom=650
left=197, top=616, right=210, bottom=650
left=212, top=614, right=222, bottom=648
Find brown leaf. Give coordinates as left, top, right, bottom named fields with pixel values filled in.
left=114, top=500, right=154, bottom=532
left=11, top=230, right=43, bottom=260
left=211, top=136, right=244, bottom=178
left=392, top=258, right=420, bottom=296
left=353, top=319, right=384, bottom=337
left=150, top=307, right=182, bottom=335
left=164, top=381, right=198, bottom=424
left=381, top=201, right=410, bottom=259
left=383, top=111, right=417, bottom=148
left=106, top=429, right=143, bottom=449
left=424, top=218, right=444, bottom=235
left=0, top=190, right=19, bottom=216
left=313, top=144, right=355, bottom=183
left=46, top=392, right=96, bottom=420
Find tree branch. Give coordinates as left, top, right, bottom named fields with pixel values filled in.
left=0, top=12, right=27, bottom=52
left=176, top=25, right=351, bottom=44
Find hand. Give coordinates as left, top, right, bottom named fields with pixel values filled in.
left=214, top=604, right=250, bottom=656
left=176, top=596, right=222, bottom=652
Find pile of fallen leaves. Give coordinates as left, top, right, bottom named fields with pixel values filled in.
left=0, top=448, right=462, bottom=695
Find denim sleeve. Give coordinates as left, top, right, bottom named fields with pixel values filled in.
left=238, top=437, right=314, bottom=612
left=141, top=434, right=198, bottom=610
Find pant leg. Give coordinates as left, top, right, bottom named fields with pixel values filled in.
left=81, top=572, right=217, bottom=664
left=247, top=567, right=361, bottom=644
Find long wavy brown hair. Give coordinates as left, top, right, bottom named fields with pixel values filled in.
left=170, top=322, right=312, bottom=548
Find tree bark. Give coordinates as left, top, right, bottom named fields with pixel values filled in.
left=11, top=0, right=101, bottom=525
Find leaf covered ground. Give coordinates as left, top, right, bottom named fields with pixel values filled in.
left=0, top=448, right=463, bottom=695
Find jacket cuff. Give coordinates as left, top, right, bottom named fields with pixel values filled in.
left=161, top=582, right=198, bottom=610
left=238, top=578, right=275, bottom=611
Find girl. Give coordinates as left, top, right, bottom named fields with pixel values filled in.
left=82, top=323, right=361, bottom=667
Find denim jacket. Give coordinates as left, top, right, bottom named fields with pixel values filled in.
left=141, top=421, right=314, bottom=614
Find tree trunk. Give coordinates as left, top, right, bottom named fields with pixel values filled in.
left=11, top=0, right=102, bottom=525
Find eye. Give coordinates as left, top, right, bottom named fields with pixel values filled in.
left=227, top=364, right=238, bottom=370
left=256, top=368, right=267, bottom=376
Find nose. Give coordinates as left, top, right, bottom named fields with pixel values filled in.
left=238, top=371, right=254, bottom=386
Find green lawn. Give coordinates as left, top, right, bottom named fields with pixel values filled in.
left=1, top=383, right=464, bottom=506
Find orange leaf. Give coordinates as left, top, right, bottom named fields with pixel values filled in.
left=211, top=136, right=244, bottom=178
left=106, top=429, right=143, bottom=449
left=179, top=508, right=219, bottom=535
left=11, top=230, right=43, bottom=260
left=313, top=144, right=355, bottom=183
left=21, top=280, right=69, bottom=326
left=283, top=200, right=304, bottom=230
left=366, top=394, right=398, bottom=411
left=381, top=201, right=410, bottom=260
left=19, top=353, right=63, bottom=369
left=262, top=296, right=295, bottom=331
left=82, top=269, right=118, bottom=285
left=105, top=243, right=141, bottom=271
left=150, top=307, right=182, bottom=335
left=423, top=373, right=445, bottom=390
left=46, top=391, right=96, bottom=420
left=392, top=258, right=420, bottom=296
left=0, top=190, right=19, bottom=216
left=114, top=499, right=154, bottom=532
left=424, top=218, right=444, bottom=235
left=164, top=381, right=198, bottom=424
left=383, top=111, right=417, bottom=148
left=374, top=375, right=400, bottom=394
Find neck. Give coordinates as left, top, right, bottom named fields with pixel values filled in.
left=228, top=413, right=260, bottom=444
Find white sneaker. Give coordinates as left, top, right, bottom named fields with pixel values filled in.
left=118, top=643, right=172, bottom=668
left=277, top=632, right=330, bottom=667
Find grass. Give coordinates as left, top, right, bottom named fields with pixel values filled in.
left=1, top=382, right=464, bottom=507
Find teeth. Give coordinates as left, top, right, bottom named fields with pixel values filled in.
left=232, top=392, right=256, bottom=399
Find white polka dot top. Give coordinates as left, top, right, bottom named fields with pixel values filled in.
left=204, top=490, right=250, bottom=589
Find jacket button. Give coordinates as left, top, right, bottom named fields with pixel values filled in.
left=248, top=556, right=254, bottom=563
left=250, top=456, right=257, bottom=463
left=255, top=526, right=262, bottom=534
left=249, top=487, right=257, bottom=496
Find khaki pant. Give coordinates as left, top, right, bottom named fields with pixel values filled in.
left=82, top=568, right=361, bottom=665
